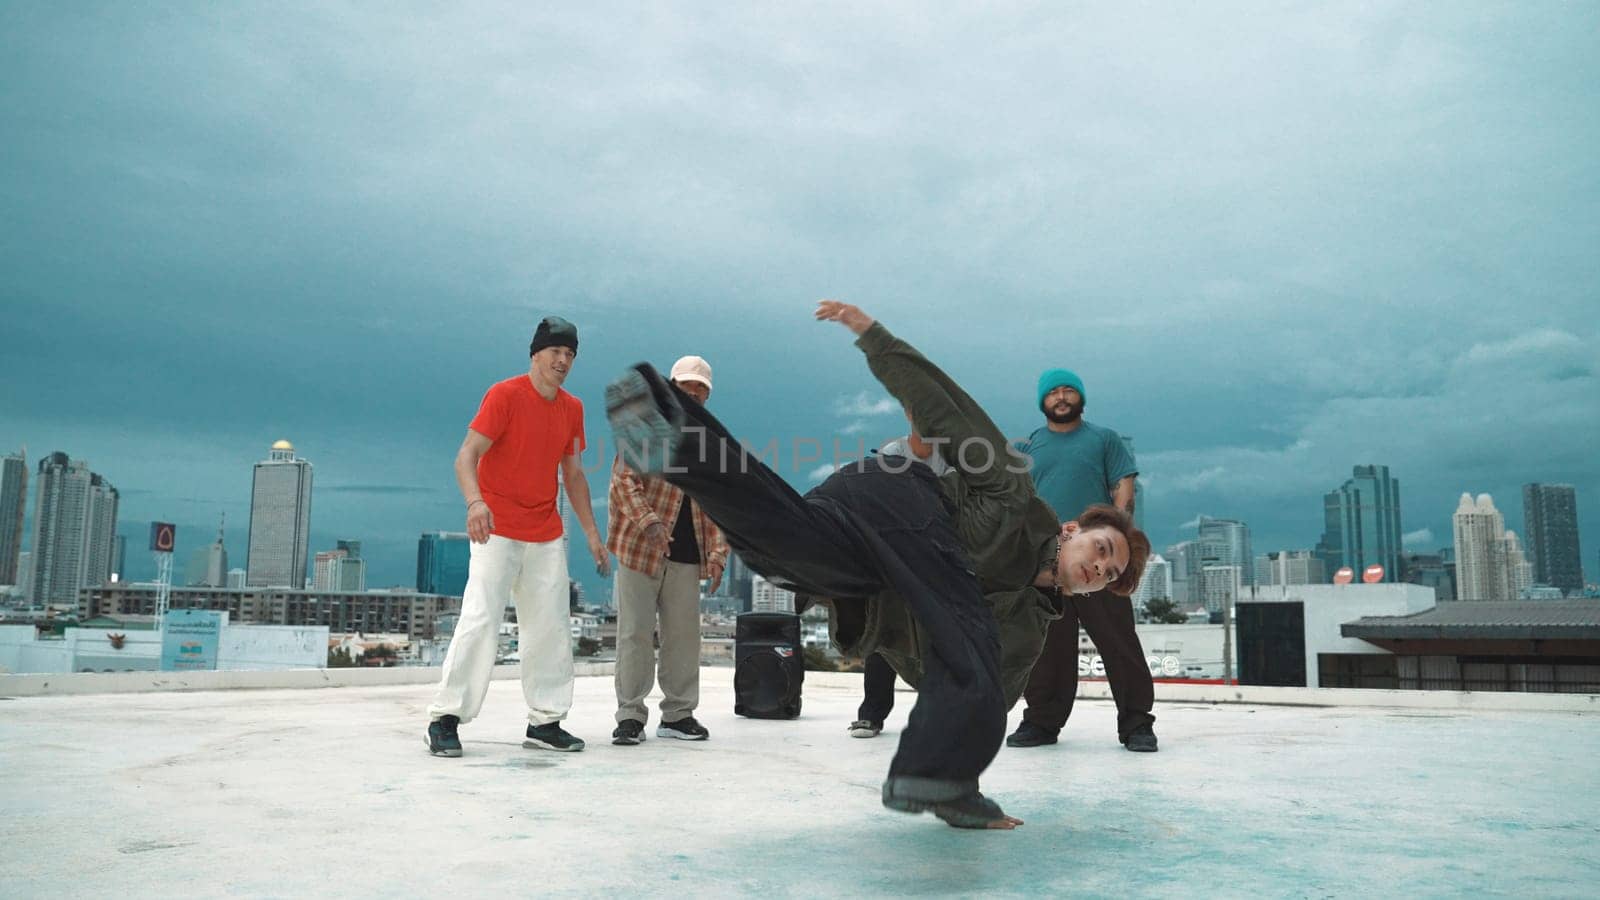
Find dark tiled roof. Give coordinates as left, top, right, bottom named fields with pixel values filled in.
left=1342, top=601, right=1600, bottom=640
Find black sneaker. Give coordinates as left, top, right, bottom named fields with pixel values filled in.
left=656, top=716, right=709, bottom=741
left=426, top=715, right=462, bottom=757
left=524, top=722, right=585, bottom=752
left=1005, top=721, right=1058, bottom=748
left=612, top=719, right=647, bottom=746
left=1123, top=724, right=1159, bottom=753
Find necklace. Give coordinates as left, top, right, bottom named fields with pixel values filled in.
left=1040, top=535, right=1065, bottom=596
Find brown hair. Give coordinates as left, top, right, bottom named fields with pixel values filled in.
left=1074, top=504, right=1151, bottom=597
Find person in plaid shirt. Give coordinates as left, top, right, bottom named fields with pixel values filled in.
left=606, top=355, right=730, bottom=745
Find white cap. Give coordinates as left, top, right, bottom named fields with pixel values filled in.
left=669, top=355, right=713, bottom=392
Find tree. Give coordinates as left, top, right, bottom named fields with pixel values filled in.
left=576, top=636, right=602, bottom=657
left=327, top=647, right=357, bottom=668
left=1144, top=597, right=1189, bottom=625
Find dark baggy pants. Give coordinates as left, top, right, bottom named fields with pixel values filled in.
left=1021, top=588, right=1155, bottom=740
left=648, top=372, right=1006, bottom=783
left=857, top=652, right=897, bottom=727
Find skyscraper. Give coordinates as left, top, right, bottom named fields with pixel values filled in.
left=1454, top=493, right=1508, bottom=601
left=417, top=531, right=471, bottom=597
left=1316, top=464, right=1403, bottom=583
left=1522, top=483, right=1583, bottom=595
left=29, top=452, right=119, bottom=607
left=1197, top=516, right=1253, bottom=587
left=0, top=449, right=26, bottom=585
left=246, top=440, right=313, bottom=588
left=185, top=518, right=229, bottom=587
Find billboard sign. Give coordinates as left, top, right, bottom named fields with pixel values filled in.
left=161, top=609, right=222, bottom=671
left=149, top=522, right=177, bottom=553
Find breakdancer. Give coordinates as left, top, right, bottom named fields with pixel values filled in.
left=605, top=300, right=1149, bottom=830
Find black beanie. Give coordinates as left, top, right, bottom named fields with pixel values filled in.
left=529, top=316, right=579, bottom=357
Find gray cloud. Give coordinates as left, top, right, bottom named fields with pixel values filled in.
left=4, top=2, right=1596, bottom=595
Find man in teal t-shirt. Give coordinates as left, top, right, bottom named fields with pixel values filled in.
left=1007, top=368, right=1159, bottom=752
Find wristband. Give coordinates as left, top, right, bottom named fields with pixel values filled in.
left=467, top=499, right=487, bottom=510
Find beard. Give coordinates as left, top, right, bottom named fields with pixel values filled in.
left=1044, top=403, right=1082, bottom=425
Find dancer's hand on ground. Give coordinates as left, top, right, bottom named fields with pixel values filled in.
left=588, top=532, right=612, bottom=577
left=987, top=814, right=1024, bottom=830
left=814, top=300, right=874, bottom=335
left=466, top=501, right=494, bottom=543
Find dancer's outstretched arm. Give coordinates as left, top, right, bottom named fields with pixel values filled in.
left=815, top=300, right=1030, bottom=504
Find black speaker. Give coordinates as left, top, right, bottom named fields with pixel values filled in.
left=734, top=612, right=804, bottom=719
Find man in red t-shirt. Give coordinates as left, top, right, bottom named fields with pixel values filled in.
left=425, top=316, right=610, bottom=757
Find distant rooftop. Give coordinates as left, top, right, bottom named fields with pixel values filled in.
left=1345, top=600, right=1600, bottom=640
left=3, top=670, right=1597, bottom=896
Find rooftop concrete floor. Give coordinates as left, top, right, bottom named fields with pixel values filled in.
left=3, top=669, right=1597, bottom=898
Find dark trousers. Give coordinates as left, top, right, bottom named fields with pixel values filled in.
left=1021, top=588, right=1155, bottom=740
left=646, top=369, right=1006, bottom=783
left=857, top=652, right=897, bottom=726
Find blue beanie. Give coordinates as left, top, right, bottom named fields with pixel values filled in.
left=1037, top=368, right=1086, bottom=409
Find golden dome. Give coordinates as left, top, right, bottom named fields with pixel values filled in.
left=271, top=439, right=294, bottom=451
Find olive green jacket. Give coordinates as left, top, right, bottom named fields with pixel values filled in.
left=827, top=322, right=1064, bottom=708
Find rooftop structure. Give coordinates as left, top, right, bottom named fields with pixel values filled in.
left=2, top=669, right=1596, bottom=895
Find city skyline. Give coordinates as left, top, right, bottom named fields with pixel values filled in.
left=3, top=5, right=1597, bottom=602
left=2, top=432, right=1592, bottom=604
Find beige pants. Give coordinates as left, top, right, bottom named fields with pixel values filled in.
left=614, top=560, right=702, bottom=724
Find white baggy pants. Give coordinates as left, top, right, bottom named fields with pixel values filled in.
left=427, top=534, right=572, bottom=726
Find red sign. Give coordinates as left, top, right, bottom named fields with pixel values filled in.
left=1363, top=565, right=1385, bottom=584
left=149, top=522, right=177, bottom=553
left=1333, top=567, right=1355, bottom=585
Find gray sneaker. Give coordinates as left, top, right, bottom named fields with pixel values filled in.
left=848, top=720, right=882, bottom=738
left=524, top=722, right=585, bottom=752
left=605, top=365, right=684, bottom=476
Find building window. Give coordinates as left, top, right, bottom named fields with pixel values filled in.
left=1318, top=653, right=1399, bottom=690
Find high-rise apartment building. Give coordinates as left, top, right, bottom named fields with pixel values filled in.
left=1454, top=493, right=1513, bottom=601
left=1254, top=550, right=1326, bottom=587
left=29, top=452, right=118, bottom=607
left=314, top=544, right=365, bottom=592
left=417, top=531, right=471, bottom=597
left=751, top=575, right=795, bottom=613
left=1503, top=531, right=1533, bottom=599
left=0, top=449, right=27, bottom=585
left=1197, top=565, right=1242, bottom=614
left=1317, top=464, right=1403, bottom=583
left=1130, top=553, right=1171, bottom=607
left=246, top=440, right=313, bottom=588
left=1522, top=484, right=1583, bottom=595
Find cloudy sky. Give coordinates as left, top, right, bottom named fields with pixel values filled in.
left=4, top=2, right=1596, bottom=599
